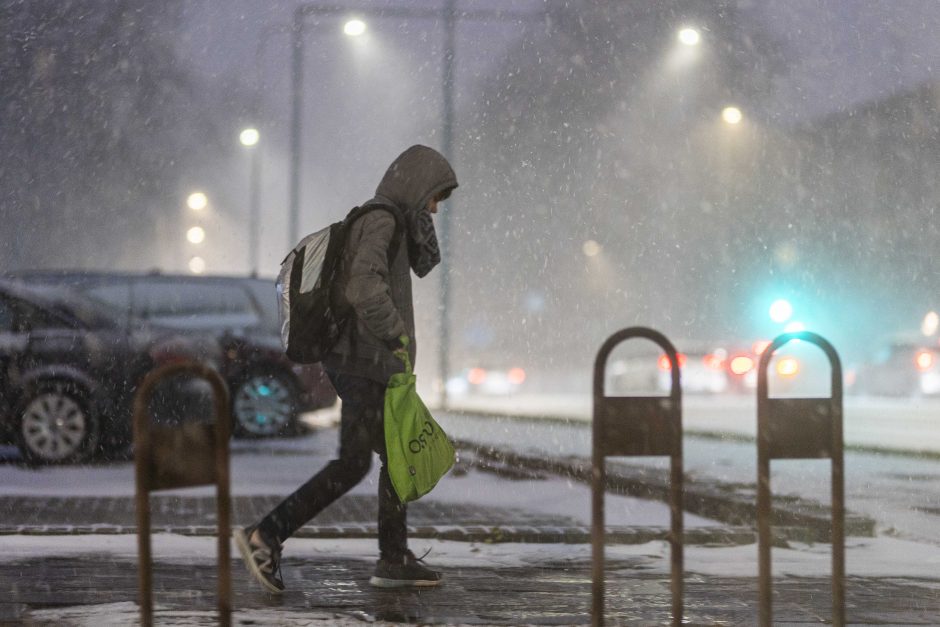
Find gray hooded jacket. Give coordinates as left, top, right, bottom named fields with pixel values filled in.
left=323, top=145, right=458, bottom=383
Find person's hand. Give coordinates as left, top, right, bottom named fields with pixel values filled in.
left=390, top=334, right=410, bottom=363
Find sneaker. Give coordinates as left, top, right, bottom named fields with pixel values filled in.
left=369, top=549, right=442, bottom=588
left=233, top=525, right=284, bottom=594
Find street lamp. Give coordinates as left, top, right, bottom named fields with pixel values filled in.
left=922, top=311, right=939, bottom=337
left=343, top=19, right=367, bottom=36
left=187, top=191, right=208, bottom=211
left=187, top=226, right=206, bottom=244
left=722, top=106, right=743, bottom=125
left=188, top=256, right=206, bottom=274
left=239, top=127, right=260, bottom=147
left=240, top=127, right=262, bottom=276
left=582, top=240, right=602, bottom=257
left=769, top=299, right=793, bottom=324
left=678, top=27, right=700, bottom=46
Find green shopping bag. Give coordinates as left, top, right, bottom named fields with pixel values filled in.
left=384, top=342, right=455, bottom=503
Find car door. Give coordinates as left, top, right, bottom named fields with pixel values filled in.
left=13, top=297, right=88, bottom=374
left=0, top=295, right=28, bottom=430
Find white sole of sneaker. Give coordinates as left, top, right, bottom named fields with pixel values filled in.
left=233, top=527, right=284, bottom=595
left=369, top=576, right=441, bottom=588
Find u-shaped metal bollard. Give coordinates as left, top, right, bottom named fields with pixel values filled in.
left=756, top=331, right=844, bottom=627
left=133, top=361, right=232, bottom=627
left=592, top=327, right=683, bottom=626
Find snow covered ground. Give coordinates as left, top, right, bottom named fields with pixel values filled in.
left=0, top=435, right=718, bottom=529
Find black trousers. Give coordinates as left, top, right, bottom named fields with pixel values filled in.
left=257, top=370, right=407, bottom=561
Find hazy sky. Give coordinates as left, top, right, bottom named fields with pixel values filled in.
left=178, top=0, right=940, bottom=124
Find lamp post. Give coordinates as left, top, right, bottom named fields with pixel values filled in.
left=240, top=127, right=262, bottom=276
left=288, top=1, right=544, bottom=408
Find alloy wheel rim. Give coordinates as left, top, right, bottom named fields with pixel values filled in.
left=21, top=392, right=87, bottom=461
left=234, top=376, right=293, bottom=435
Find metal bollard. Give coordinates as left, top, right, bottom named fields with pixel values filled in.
left=592, top=327, right=683, bottom=626
left=756, top=331, right=844, bottom=627
left=133, top=361, right=232, bottom=627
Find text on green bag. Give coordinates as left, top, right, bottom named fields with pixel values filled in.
left=408, top=420, right=436, bottom=454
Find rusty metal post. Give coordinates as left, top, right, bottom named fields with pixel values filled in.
left=592, top=327, right=683, bottom=626
left=134, top=392, right=154, bottom=627
left=133, top=361, right=232, bottom=627
left=756, top=331, right=844, bottom=627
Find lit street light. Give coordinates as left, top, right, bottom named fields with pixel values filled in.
left=923, top=311, right=939, bottom=337
left=188, top=256, right=206, bottom=274
left=343, top=19, right=366, bottom=37
left=722, top=106, right=743, bottom=125
left=769, top=299, right=793, bottom=324
left=678, top=27, right=700, bottom=46
left=239, top=127, right=260, bottom=147
left=582, top=240, right=602, bottom=257
left=187, top=191, right=208, bottom=211
left=187, top=226, right=206, bottom=244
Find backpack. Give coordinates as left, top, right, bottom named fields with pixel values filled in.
left=276, top=204, right=402, bottom=364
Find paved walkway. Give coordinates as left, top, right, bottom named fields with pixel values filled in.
left=4, top=553, right=940, bottom=625
left=0, top=494, right=753, bottom=545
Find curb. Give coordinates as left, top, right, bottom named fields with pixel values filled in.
left=443, top=407, right=940, bottom=461
left=456, top=440, right=877, bottom=542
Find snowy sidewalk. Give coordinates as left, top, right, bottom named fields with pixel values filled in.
left=4, top=535, right=940, bottom=625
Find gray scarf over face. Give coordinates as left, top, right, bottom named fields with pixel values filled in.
left=368, top=145, right=458, bottom=278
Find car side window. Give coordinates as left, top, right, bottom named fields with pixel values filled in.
left=84, top=282, right=132, bottom=314
left=13, top=299, right=76, bottom=331
left=132, top=280, right=261, bottom=329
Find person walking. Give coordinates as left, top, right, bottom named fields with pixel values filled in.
left=235, top=145, right=458, bottom=593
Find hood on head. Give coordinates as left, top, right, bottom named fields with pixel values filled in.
left=374, top=145, right=458, bottom=215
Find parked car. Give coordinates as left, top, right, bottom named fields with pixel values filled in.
left=0, top=280, right=220, bottom=464
left=854, top=341, right=940, bottom=397
left=8, top=271, right=336, bottom=437
left=446, top=366, right=527, bottom=397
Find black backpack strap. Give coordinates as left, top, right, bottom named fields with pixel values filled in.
left=345, top=203, right=405, bottom=265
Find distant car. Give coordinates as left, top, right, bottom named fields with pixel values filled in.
left=446, top=366, right=527, bottom=397
left=0, top=280, right=219, bottom=464
left=854, top=342, right=940, bottom=397
left=725, top=339, right=833, bottom=398
left=9, top=271, right=337, bottom=437
left=607, top=343, right=729, bottom=395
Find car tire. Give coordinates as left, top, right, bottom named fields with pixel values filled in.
left=231, top=369, right=301, bottom=438
left=15, top=381, right=99, bottom=465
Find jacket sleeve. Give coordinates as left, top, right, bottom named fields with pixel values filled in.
left=343, top=210, right=406, bottom=344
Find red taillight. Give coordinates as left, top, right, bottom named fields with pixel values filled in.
left=507, top=367, right=526, bottom=385
left=467, top=367, right=487, bottom=385
left=729, top=355, right=755, bottom=376
left=915, top=350, right=935, bottom=372
left=658, top=353, right=687, bottom=371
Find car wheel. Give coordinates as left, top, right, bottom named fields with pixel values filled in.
left=15, top=381, right=99, bottom=465
left=231, top=370, right=300, bottom=438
